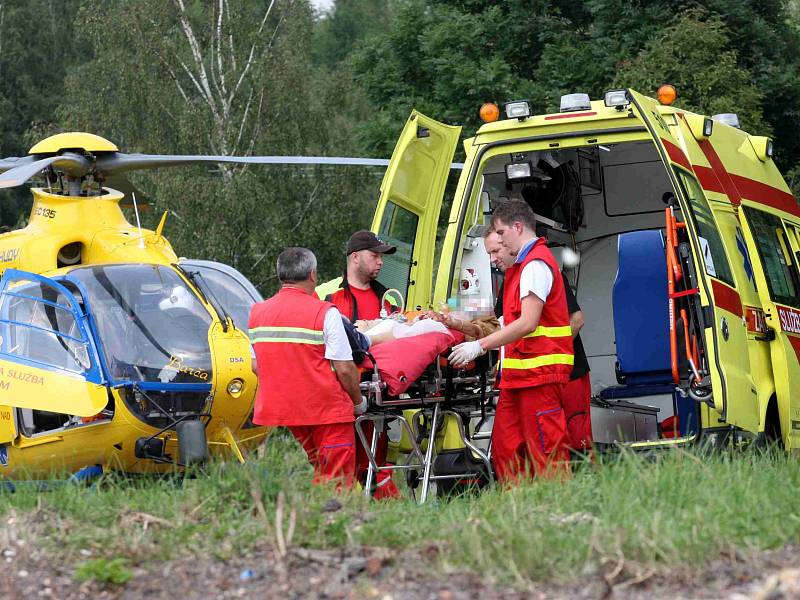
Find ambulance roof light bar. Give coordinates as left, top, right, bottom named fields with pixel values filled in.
left=712, top=113, right=740, bottom=129
left=560, top=93, right=591, bottom=112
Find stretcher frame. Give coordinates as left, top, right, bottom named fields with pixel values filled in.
left=356, top=353, right=497, bottom=503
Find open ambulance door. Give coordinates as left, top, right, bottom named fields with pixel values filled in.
left=628, top=90, right=755, bottom=427
left=371, top=111, right=461, bottom=310
left=0, top=269, right=108, bottom=418
left=740, top=208, right=800, bottom=448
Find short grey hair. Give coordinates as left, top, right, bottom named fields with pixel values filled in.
left=276, top=247, right=317, bottom=283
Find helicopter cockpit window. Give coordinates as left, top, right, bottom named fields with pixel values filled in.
left=179, top=265, right=260, bottom=330
left=68, top=265, right=213, bottom=384
left=0, top=280, right=91, bottom=373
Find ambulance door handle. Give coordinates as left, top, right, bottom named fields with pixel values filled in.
left=755, top=327, right=776, bottom=342
left=720, top=317, right=729, bottom=341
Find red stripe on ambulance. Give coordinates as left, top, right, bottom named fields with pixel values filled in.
left=729, top=174, right=800, bottom=219
left=662, top=139, right=692, bottom=171
left=696, top=140, right=742, bottom=205
left=543, top=111, right=597, bottom=120
left=711, top=280, right=742, bottom=317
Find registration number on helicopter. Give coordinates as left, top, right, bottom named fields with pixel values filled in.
left=34, top=207, right=56, bottom=219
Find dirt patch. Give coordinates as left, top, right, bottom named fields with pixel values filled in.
left=2, top=510, right=800, bottom=599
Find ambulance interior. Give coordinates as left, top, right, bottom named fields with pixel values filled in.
left=457, top=140, right=701, bottom=443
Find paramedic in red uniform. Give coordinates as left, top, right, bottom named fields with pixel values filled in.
left=249, top=247, right=364, bottom=487
left=326, top=230, right=401, bottom=499
left=561, top=276, right=593, bottom=454
left=449, top=201, right=573, bottom=483
left=326, top=230, right=396, bottom=322
left=486, top=228, right=592, bottom=454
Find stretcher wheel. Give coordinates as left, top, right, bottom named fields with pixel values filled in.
left=433, top=450, right=490, bottom=496
left=406, top=468, right=421, bottom=489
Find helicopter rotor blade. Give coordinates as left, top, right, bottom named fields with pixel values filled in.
left=0, top=156, right=36, bottom=174
left=94, top=153, right=391, bottom=176
left=0, top=153, right=92, bottom=189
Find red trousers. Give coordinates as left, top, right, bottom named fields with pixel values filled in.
left=355, top=421, right=401, bottom=500
left=561, top=373, right=593, bottom=451
left=288, top=422, right=355, bottom=488
left=491, top=383, right=570, bottom=484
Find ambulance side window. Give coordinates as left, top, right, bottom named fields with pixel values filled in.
left=676, top=170, right=734, bottom=286
left=742, top=207, right=800, bottom=308
left=377, top=202, right=418, bottom=300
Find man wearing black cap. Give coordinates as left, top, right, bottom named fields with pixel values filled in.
left=326, top=230, right=401, bottom=500
left=326, top=230, right=397, bottom=322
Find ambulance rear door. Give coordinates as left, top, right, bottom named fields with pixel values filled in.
left=628, top=89, right=754, bottom=426
left=371, top=111, right=461, bottom=310
left=740, top=208, right=800, bottom=447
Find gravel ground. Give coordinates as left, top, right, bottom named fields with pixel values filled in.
left=2, top=511, right=799, bottom=600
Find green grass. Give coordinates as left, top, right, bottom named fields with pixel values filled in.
left=74, top=558, right=133, bottom=585
left=3, top=432, right=800, bottom=586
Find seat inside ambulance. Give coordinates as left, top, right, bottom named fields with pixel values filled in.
left=602, top=230, right=697, bottom=437
left=579, top=229, right=697, bottom=437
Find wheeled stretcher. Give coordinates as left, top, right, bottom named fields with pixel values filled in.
left=354, top=330, right=498, bottom=503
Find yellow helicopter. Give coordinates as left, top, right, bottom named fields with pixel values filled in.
left=0, top=131, right=379, bottom=480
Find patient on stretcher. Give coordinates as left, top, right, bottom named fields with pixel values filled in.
left=339, top=310, right=499, bottom=397
left=353, top=311, right=500, bottom=345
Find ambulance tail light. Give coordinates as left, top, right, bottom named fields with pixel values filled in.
left=604, top=89, right=629, bottom=110
left=685, top=114, right=714, bottom=140
left=560, top=93, right=591, bottom=112
left=504, top=100, right=531, bottom=120
left=749, top=136, right=774, bottom=162
left=712, top=113, right=740, bottom=129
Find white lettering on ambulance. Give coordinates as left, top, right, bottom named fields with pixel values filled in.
left=778, top=307, right=800, bottom=335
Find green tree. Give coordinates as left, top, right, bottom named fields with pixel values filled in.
left=0, top=0, right=85, bottom=228
left=56, top=0, right=375, bottom=293
left=351, top=0, right=570, bottom=157
left=615, top=10, right=769, bottom=135
left=350, top=0, right=800, bottom=182
left=312, top=0, right=392, bottom=69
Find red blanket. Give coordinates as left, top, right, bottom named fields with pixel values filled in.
left=361, top=330, right=465, bottom=395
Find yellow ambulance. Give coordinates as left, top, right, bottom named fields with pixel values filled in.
left=368, top=86, right=800, bottom=452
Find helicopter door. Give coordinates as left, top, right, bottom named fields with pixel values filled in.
left=0, top=270, right=107, bottom=417
left=739, top=209, right=800, bottom=448
left=371, top=110, right=461, bottom=310
left=628, top=89, right=755, bottom=426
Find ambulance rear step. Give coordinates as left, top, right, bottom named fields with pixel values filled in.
left=590, top=397, right=660, bottom=445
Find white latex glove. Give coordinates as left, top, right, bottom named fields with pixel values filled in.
left=448, top=340, right=485, bottom=368
left=354, top=396, right=368, bottom=416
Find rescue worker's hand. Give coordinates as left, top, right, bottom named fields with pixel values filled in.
left=448, top=340, right=485, bottom=367
left=354, top=396, right=368, bottom=416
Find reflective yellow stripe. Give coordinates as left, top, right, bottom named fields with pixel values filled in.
left=249, top=337, right=324, bottom=345
left=501, top=354, right=574, bottom=369
left=248, top=326, right=324, bottom=345
left=249, top=326, right=322, bottom=335
left=522, top=325, right=572, bottom=338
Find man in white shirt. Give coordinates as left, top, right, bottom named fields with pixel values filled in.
left=450, top=201, right=573, bottom=483
left=248, top=247, right=363, bottom=487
